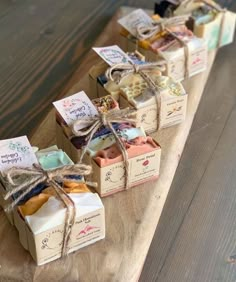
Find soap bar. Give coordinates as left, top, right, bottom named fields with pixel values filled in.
left=87, top=126, right=146, bottom=157
left=92, top=95, right=119, bottom=113
left=36, top=149, right=74, bottom=170
left=94, top=135, right=159, bottom=167
left=90, top=49, right=154, bottom=101
left=86, top=131, right=162, bottom=197
left=18, top=193, right=51, bottom=217
left=119, top=75, right=187, bottom=132
left=120, top=19, right=207, bottom=81
left=172, top=0, right=236, bottom=50
left=18, top=181, right=91, bottom=217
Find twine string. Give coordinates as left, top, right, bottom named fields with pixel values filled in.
left=106, top=63, right=164, bottom=129
left=136, top=16, right=190, bottom=79
left=4, top=163, right=94, bottom=257
left=72, top=108, right=137, bottom=190
left=178, top=0, right=226, bottom=47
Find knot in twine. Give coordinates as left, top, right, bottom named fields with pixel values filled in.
left=4, top=163, right=96, bottom=257
left=105, top=61, right=166, bottom=84
left=136, top=15, right=191, bottom=79
left=137, top=15, right=190, bottom=40
left=72, top=108, right=137, bottom=190
left=105, top=62, right=167, bottom=129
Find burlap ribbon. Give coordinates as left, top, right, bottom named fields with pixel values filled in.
left=72, top=108, right=137, bottom=189
left=105, top=62, right=165, bottom=130
left=4, top=163, right=95, bottom=257
left=136, top=15, right=191, bottom=78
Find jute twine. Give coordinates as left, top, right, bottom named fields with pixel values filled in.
left=136, top=15, right=191, bottom=78
left=72, top=108, right=137, bottom=190
left=4, top=163, right=96, bottom=257
left=105, top=62, right=166, bottom=130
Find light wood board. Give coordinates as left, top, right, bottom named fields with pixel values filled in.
left=0, top=7, right=217, bottom=282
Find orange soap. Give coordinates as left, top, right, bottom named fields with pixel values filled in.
left=63, top=181, right=90, bottom=193
left=18, top=193, right=51, bottom=217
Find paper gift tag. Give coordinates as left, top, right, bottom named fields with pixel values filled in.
left=0, top=136, right=38, bottom=172
left=53, top=91, right=98, bottom=129
left=118, top=9, right=153, bottom=37
left=93, top=45, right=131, bottom=66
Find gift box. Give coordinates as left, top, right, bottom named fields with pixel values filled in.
left=84, top=136, right=161, bottom=197
left=57, top=125, right=161, bottom=197
left=55, top=92, right=122, bottom=163
left=53, top=92, right=162, bottom=197
left=118, top=9, right=208, bottom=81
left=0, top=136, right=105, bottom=265
left=89, top=46, right=147, bottom=101
left=192, top=10, right=236, bottom=50
left=156, top=0, right=236, bottom=50
left=119, top=75, right=187, bottom=132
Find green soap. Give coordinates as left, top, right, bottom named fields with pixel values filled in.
left=38, top=150, right=73, bottom=170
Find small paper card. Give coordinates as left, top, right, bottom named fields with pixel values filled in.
left=93, top=45, right=131, bottom=66
left=0, top=136, right=38, bottom=172
left=118, top=9, right=153, bottom=37
left=53, top=91, right=98, bottom=129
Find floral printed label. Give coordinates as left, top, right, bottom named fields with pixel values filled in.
left=53, top=91, right=98, bottom=129
left=93, top=45, right=131, bottom=66
left=0, top=136, right=38, bottom=172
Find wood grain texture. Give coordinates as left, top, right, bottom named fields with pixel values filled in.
left=140, top=2, right=236, bottom=281
left=140, top=45, right=236, bottom=282
left=0, top=7, right=220, bottom=282
left=0, top=0, right=154, bottom=140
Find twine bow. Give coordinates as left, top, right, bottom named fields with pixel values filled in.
left=105, top=62, right=165, bottom=130
left=72, top=108, right=137, bottom=190
left=105, top=61, right=166, bottom=84
left=137, top=15, right=191, bottom=79
left=137, top=15, right=190, bottom=39
left=4, top=163, right=95, bottom=257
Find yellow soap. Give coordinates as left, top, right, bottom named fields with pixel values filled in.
left=18, top=193, right=51, bottom=217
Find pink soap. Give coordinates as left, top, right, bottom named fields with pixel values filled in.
left=94, top=136, right=160, bottom=167
left=151, top=26, right=193, bottom=52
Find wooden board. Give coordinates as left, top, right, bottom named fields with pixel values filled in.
left=0, top=7, right=218, bottom=282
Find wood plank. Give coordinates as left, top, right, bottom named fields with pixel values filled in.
left=0, top=0, right=154, bottom=139
left=140, top=2, right=236, bottom=280
left=0, top=7, right=220, bottom=282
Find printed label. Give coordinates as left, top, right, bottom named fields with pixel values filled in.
left=35, top=209, right=104, bottom=262
left=118, top=9, right=153, bottom=37
left=93, top=45, right=131, bottom=66
left=0, top=136, right=38, bottom=172
left=98, top=147, right=161, bottom=194
left=189, top=45, right=207, bottom=74
left=53, top=91, right=98, bottom=129
left=160, top=95, right=187, bottom=128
